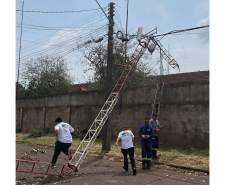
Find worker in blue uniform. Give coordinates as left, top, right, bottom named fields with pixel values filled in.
left=139, top=117, right=153, bottom=169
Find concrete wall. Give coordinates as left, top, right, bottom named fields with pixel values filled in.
left=16, top=79, right=209, bottom=148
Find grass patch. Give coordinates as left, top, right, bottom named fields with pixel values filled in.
left=16, top=133, right=209, bottom=169
left=157, top=146, right=209, bottom=169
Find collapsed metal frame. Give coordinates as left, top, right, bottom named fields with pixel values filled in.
left=16, top=159, right=74, bottom=177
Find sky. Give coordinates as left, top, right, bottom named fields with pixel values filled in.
left=16, top=0, right=209, bottom=84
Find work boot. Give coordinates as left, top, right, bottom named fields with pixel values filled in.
left=146, top=160, right=151, bottom=169
left=132, top=168, right=136, bottom=176
left=123, top=166, right=128, bottom=172
left=67, top=163, right=78, bottom=172
left=142, top=160, right=146, bottom=169
left=152, top=149, right=157, bottom=159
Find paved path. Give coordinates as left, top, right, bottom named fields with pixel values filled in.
left=16, top=143, right=209, bottom=185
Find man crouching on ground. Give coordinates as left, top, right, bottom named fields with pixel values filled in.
left=51, top=117, right=74, bottom=167
left=116, top=127, right=136, bottom=175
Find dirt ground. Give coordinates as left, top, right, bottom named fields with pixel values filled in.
left=16, top=143, right=209, bottom=185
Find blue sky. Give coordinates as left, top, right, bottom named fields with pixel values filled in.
left=16, top=0, right=209, bottom=83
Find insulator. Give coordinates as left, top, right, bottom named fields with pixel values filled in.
left=137, top=27, right=143, bottom=41
left=147, top=43, right=156, bottom=54
left=94, top=37, right=104, bottom=43
left=116, top=31, right=124, bottom=40
left=139, top=39, right=148, bottom=48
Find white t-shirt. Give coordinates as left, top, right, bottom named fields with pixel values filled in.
left=118, top=130, right=134, bottom=149
left=55, top=122, right=74, bottom=143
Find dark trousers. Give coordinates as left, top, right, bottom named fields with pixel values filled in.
left=141, top=141, right=152, bottom=168
left=51, top=141, right=72, bottom=165
left=152, top=135, right=159, bottom=159
left=121, top=147, right=136, bottom=171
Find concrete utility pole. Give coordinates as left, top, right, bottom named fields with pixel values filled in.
left=17, top=0, right=25, bottom=86
left=102, top=2, right=115, bottom=152
left=160, top=49, right=164, bottom=76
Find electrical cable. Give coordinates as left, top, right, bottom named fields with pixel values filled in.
left=153, top=25, right=209, bottom=38
left=94, top=0, right=109, bottom=20
left=16, top=7, right=106, bottom=14
left=18, top=27, right=107, bottom=62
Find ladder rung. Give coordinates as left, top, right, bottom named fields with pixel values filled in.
left=88, top=129, right=97, bottom=132
left=83, top=140, right=91, bottom=143
left=111, top=92, right=118, bottom=95
left=95, top=119, right=102, bottom=122
left=76, top=151, right=83, bottom=155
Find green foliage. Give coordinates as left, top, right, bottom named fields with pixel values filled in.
left=16, top=128, right=22, bottom=133
left=27, top=129, right=43, bottom=138
left=84, top=40, right=153, bottom=90
left=21, top=56, right=72, bottom=97
left=27, top=128, right=51, bottom=138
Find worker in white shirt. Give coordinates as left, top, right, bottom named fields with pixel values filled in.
left=51, top=117, right=74, bottom=167
left=116, top=128, right=136, bottom=175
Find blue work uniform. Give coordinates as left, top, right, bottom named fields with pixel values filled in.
left=139, top=125, right=153, bottom=169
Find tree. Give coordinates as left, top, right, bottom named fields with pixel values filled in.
left=84, top=40, right=154, bottom=89
left=21, top=56, right=72, bottom=97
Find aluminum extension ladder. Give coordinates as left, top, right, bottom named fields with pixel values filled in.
left=68, top=36, right=153, bottom=171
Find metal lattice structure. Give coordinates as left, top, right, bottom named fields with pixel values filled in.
left=150, top=36, right=180, bottom=71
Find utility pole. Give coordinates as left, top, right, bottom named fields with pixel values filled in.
left=124, top=0, right=129, bottom=62
left=167, top=44, right=170, bottom=74
left=17, top=0, right=24, bottom=86
left=102, top=2, right=115, bottom=152
left=159, top=49, right=164, bottom=76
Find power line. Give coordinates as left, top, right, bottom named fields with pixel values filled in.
left=16, top=17, right=107, bottom=31
left=16, top=8, right=104, bottom=14
left=16, top=12, right=107, bottom=32
left=115, top=8, right=123, bottom=31
left=154, top=25, right=209, bottom=38
left=17, top=22, right=106, bottom=29
left=124, top=0, right=129, bottom=62
left=18, top=26, right=107, bottom=62
left=94, top=0, right=109, bottom=19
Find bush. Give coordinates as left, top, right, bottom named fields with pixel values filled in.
left=43, top=128, right=51, bottom=135
left=28, top=129, right=43, bottom=138
left=16, top=128, right=22, bottom=133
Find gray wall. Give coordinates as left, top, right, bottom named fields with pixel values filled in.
left=16, top=80, right=209, bottom=148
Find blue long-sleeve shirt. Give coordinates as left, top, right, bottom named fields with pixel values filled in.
left=139, top=125, right=153, bottom=143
